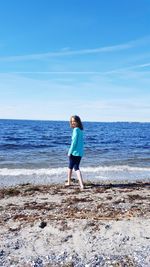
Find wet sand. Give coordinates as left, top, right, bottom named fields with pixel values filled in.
left=0, top=181, right=150, bottom=266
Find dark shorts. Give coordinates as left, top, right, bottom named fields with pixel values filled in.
left=68, top=154, right=82, bottom=171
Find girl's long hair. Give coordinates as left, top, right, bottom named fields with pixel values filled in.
left=70, top=115, right=84, bottom=130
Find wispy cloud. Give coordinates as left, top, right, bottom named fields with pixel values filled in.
left=1, top=62, right=150, bottom=75
left=0, top=36, right=149, bottom=62
left=0, top=70, right=149, bottom=121
left=103, top=62, right=150, bottom=75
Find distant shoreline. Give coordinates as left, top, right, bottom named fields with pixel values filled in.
left=0, top=118, right=150, bottom=123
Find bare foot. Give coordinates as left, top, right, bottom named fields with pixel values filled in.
left=65, top=182, right=71, bottom=186
left=80, top=185, right=85, bottom=190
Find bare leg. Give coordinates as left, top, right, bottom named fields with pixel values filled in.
left=66, top=168, right=72, bottom=185
left=76, top=170, right=84, bottom=189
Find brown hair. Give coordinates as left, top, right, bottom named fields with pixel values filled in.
left=70, top=115, right=83, bottom=130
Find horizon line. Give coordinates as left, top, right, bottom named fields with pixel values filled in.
left=0, top=118, right=149, bottom=123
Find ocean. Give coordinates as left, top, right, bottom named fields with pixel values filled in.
left=0, top=119, right=150, bottom=187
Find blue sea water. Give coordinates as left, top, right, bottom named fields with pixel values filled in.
left=0, top=119, right=150, bottom=187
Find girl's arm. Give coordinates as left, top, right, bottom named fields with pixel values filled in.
left=68, top=128, right=78, bottom=156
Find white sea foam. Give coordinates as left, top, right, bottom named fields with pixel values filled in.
left=0, top=165, right=150, bottom=176
left=81, top=165, right=150, bottom=172
left=0, top=165, right=150, bottom=188
left=0, top=167, right=67, bottom=176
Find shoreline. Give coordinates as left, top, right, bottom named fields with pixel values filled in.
left=0, top=181, right=150, bottom=266
left=1, top=164, right=150, bottom=189
left=0, top=175, right=150, bottom=189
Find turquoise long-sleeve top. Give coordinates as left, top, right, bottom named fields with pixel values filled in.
left=68, top=127, right=84, bottom=157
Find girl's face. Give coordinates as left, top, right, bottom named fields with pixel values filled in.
left=71, top=117, right=77, bottom=128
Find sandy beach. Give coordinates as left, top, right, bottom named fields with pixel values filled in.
left=0, top=181, right=150, bottom=266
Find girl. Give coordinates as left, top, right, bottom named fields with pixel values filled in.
left=66, top=115, right=84, bottom=189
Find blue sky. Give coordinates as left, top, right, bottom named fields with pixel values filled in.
left=0, top=0, right=150, bottom=122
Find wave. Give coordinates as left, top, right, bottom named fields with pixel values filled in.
left=0, top=144, right=54, bottom=149
left=82, top=165, right=150, bottom=172
left=0, top=165, right=150, bottom=188
left=0, top=167, right=66, bottom=176
left=0, top=165, right=150, bottom=176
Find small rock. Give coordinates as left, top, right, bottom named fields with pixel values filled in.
left=39, top=221, right=47, bottom=229
left=0, top=250, right=5, bottom=257
left=105, top=224, right=111, bottom=229
left=62, top=235, right=72, bottom=242
left=13, top=241, right=20, bottom=250
left=33, top=257, right=43, bottom=267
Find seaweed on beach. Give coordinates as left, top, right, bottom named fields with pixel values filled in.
left=0, top=188, right=21, bottom=198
